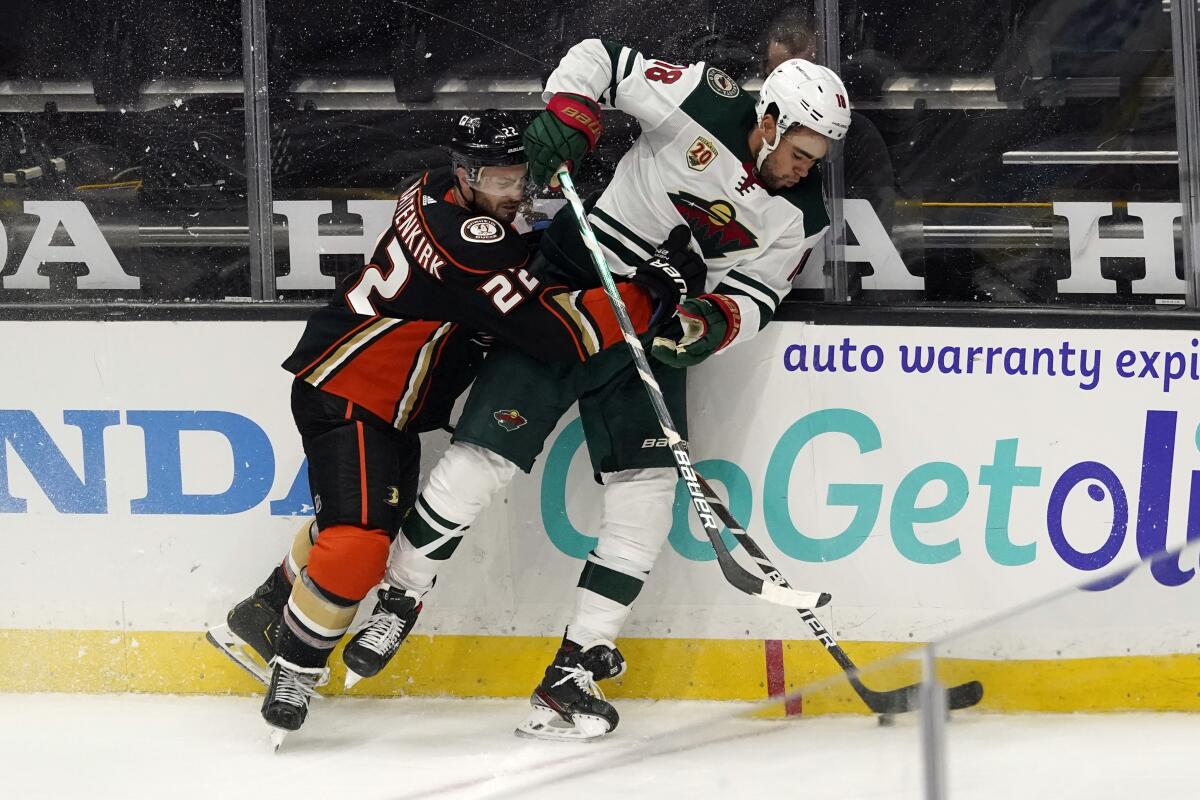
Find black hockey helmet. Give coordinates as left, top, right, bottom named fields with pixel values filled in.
left=448, top=110, right=526, bottom=183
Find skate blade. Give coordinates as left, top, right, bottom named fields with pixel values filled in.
left=514, top=704, right=610, bottom=742
left=344, top=669, right=365, bottom=690
left=269, top=727, right=288, bottom=752
left=206, top=624, right=271, bottom=686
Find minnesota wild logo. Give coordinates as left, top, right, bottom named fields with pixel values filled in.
left=668, top=191, right=758, bottom=259
left=493, top=409, right=528, bottom=431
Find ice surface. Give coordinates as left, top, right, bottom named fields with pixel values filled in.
left=1, top=694, right=1196, bottom=799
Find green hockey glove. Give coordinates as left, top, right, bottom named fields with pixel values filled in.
left=650, top=294, right=742, bottom=368
left=524, top=92, right=604, bottom=187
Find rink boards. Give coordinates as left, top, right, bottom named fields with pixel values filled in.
left=2, top=320, right=1199, bottom=711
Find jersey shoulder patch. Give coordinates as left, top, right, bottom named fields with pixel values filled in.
left=438, top=217, right=527, bottom=272
left=460, top=216, right=506, bottom=244
left=679, top=74, right=756, bottom=161
left=705, top=67, right=739, bottom=98
left=427, top=207, right=527, bottom=272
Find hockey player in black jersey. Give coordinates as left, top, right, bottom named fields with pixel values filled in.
left=205, top=110, right=707, bottom=748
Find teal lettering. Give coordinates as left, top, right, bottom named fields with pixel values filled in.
left=979, top=438, right=1041, bottom=565
left=764, top=409, right=882, bottom=561
left=539, top=418, right=596, bottom=559
left=890, top=462, right=968, bottom=564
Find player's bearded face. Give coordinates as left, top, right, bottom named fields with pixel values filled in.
left=465, top=164, right=529, bottom=223
left=759, top=127, right=830, bottom=190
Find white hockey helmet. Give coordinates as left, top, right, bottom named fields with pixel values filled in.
left=755, top=58, right=850, bottom=169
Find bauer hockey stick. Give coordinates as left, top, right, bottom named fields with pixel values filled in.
left=555, top=167, right=828, bottom=610
left=557, top=167, right=981, bottom=714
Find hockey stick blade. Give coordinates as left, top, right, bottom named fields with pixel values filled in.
left=825, top=615, right=984, bottom=714
left=708, top=538, right=830, bottom=608
left=698, top=474, right=984, bottom=714
left=692, top=473, right=829, bottom=608
left=695, top=472, right=830, bottom=608
left=850, top=675, right=985, bottom=715
left=947, top=679, right=986, bottom=710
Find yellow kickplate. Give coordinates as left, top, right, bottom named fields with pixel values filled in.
left=2, top=629, right=1198, bottom=713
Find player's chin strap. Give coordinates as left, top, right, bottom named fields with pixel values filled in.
left=454, top=174, right=484, bottom=216
left=755, top=118, right=783, bottom=172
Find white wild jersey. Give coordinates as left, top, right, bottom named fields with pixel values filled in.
left=546, top=38, right=831, bottom=350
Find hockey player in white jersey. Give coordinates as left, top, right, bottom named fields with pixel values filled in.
left=342, top=39, right=851, bottom=740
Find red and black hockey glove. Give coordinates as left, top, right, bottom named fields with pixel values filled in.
left=650, top=293, right=741, bottom=368
left=524, top=92, right=603, bottom=187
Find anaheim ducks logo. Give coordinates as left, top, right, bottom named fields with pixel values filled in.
left=668, top=191, right=758, bottom=259
left=493, top=409, right=528, bottom=431
left=461, top=216, right=505, bottom=243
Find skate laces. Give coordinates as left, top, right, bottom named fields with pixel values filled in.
left=552, top=664, right=605, bottom=700
left=270, top=659, right=329, bottom=708
left=357, top=608, right=411, bottom=655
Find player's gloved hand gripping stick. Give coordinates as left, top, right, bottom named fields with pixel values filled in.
left=556, top=165, right=983, bottom=716
left=525, top=93, right=603, bottom=187
left=630, top=225, right=707, bottom=322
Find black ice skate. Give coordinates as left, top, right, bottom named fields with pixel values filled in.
left=206, top=566, right=289, bottom=686
left=515, top=638, right=626, bottom=742
left=342, top=584, right=423, bottom=689
left=262, top=656, right=329, bottom=751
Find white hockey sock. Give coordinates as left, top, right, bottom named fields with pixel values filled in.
left=567, top=467, right=675, bottom=644
left=386, top=442, right=519, bottom=595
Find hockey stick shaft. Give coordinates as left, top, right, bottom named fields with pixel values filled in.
left=555, top=167, right=828, bottom=610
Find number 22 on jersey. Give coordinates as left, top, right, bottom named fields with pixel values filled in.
left=345, top=238, right=540, bottom=318
left=346, top=238, right=411, bottom=316
left=479, top=268, right=539, bottom=313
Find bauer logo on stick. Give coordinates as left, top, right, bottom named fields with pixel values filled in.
left=493, top=409, right=528, bottom=431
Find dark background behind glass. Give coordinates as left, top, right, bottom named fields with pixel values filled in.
left=0, top=0, right=1189, bottom=308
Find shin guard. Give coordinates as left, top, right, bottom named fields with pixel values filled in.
left=281, top=519, right=320, bottom=585
left=567, top=468, right=675, bottom=645
left=386, top=442, right=518, bottom=595
left=276, top=524, right=389, bottom=668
